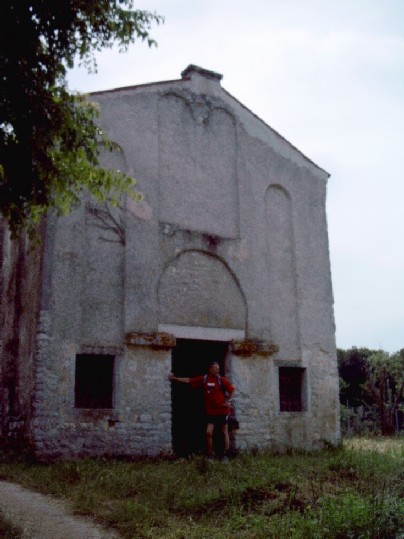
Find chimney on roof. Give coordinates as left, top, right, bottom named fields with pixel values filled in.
left=181, top=65, right=223, bottom=82
left=181, top=65, right=223, bottom=95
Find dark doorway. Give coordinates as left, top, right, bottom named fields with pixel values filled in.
left=171, top=339, right=228, bottom=457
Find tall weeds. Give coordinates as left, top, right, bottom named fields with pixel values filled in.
left=0, top=438, right=402, bottom=538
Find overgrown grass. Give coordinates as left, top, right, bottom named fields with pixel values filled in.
left=0, top=437, right=403, bottom=538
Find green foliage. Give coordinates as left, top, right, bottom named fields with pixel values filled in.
left=366, top=350, right=404, bottom=395
left=338, top=347, right=404, bottom=435
left=0, top=1, right=163, bottom=236
left=0, top=440, right=403, bottom=538
left=365, top=350, right=404, bottom=435
left=337, top=347, right=379, bottom=407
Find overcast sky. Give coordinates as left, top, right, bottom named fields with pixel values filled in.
left=67, top=0, right=404, bottom=353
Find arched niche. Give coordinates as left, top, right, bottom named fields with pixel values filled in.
left=158, top=250, right=246, bottom=335
left=158, top=94, right=239, bottom=238
left=265, top=184, right=301, bottom=358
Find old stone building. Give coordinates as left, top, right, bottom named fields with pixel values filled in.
left=0, top=65, right=340, bottom=459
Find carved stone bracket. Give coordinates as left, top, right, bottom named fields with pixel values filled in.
left=231, top=340, right=279, bottom=357
left=125, top=332, right=176, bottom=349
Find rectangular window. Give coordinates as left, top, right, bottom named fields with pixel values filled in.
left=75, top=354, right=114, bottom=409
left=279, top=367, right=305, bottom=412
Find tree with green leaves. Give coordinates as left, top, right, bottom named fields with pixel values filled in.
left=365, top=350, right=404, bottom=435
left=338, top=347, right=404, bottom=435
left=337, top=347, right=378, bottom=408
left=0, top=1, right=163, bottom=236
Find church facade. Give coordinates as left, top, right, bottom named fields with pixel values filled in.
left=0, top=66, right=340, bottom=459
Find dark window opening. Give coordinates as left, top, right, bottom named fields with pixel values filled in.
left=75, top=354, right=114, bottom=409
left=279, top=367, right=305, bottom=412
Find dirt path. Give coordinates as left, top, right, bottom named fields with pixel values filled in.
left=0, top=481, right=119, bottom=539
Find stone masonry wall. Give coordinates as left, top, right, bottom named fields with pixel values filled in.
left=31, top=340, right=172, bottom=459
left=232, top=349, right=340, bottom=451
left=231, top=353, right=275, bottom=450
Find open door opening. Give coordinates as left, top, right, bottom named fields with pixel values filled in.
left=171, top=339, right=228, bottom=457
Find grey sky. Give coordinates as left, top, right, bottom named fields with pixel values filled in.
left=68, top=0, right=404, bottom=353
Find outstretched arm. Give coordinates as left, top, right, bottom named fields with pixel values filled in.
left=169, top=373, right=191, bottom=383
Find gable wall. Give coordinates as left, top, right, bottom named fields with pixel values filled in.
left=22, top=73, right=339, bottom=458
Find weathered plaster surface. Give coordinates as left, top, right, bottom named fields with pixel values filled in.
left=0, top=66, right=340, bottom=458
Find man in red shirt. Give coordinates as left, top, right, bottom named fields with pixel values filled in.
left=169, top=362, right=235, bottom=460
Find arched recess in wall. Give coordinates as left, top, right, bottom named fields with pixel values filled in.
left=79, top=140, right=128, bottom=345
left=158, top=93, right=239, bottom=238
left=265, top=184, right=301, bottom=359
left=157, top=250, right=247, bottom=334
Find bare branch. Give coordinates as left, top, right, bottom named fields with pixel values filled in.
left=85, top=201, right=125, bottom=245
